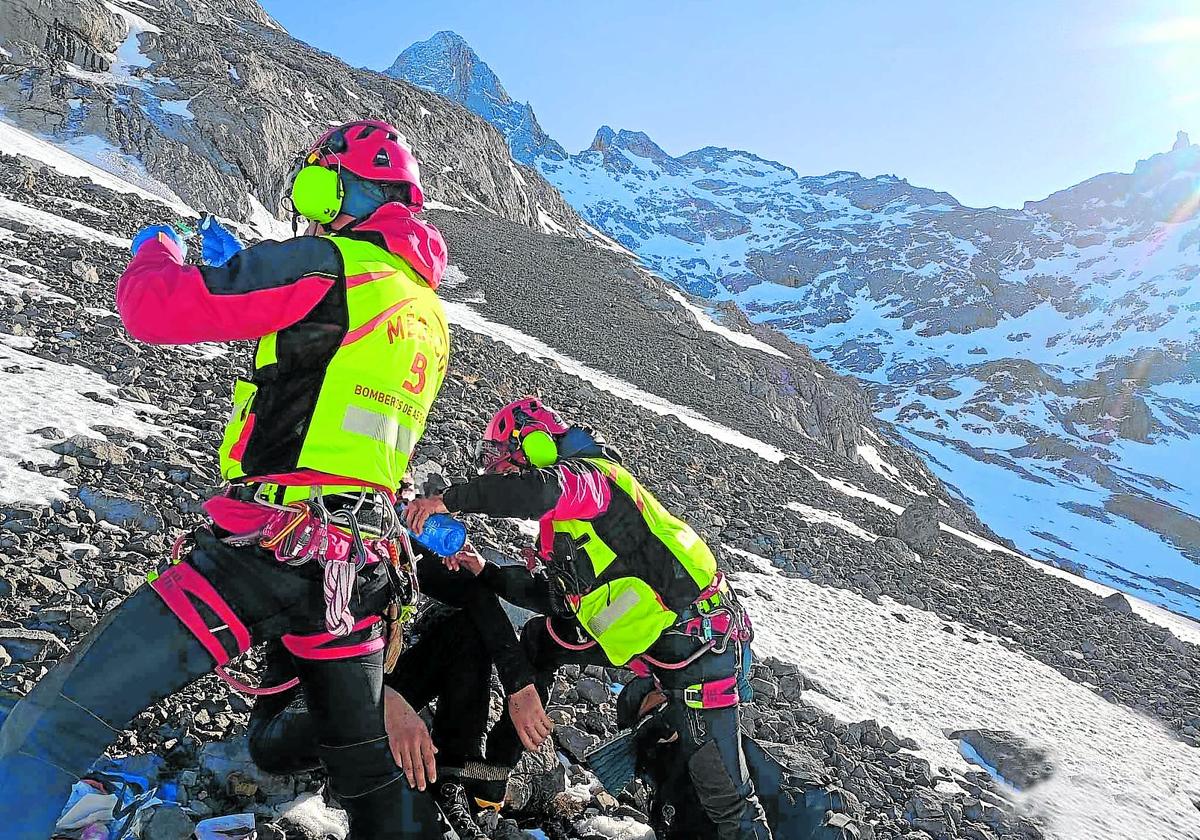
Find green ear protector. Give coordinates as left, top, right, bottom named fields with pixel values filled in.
left=521, top=429, right=559, bottom=468
left=290, top=159, right=344, bottom=225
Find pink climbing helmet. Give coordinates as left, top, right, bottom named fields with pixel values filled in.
left=307, top=119, right=425, bottom=211
left=478, top=397, right=570, bottom=473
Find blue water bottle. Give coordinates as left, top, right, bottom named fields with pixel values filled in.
left=407, top=513, right=466, bottom=557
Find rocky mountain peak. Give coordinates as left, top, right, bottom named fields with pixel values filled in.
left=1173, top=130, right=1191, bottom=152
left=608, top=128, right=671, bottom=162
left=387, top=30, right=512, bottom=107
left=585, top=126, right=672, bottom=161
left=589, top=125, right=617, bottom=152
left=386, top=31, right=565, bottom=164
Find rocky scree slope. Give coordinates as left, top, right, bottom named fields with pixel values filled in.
left=389, top=34, right=1200, bottom=620
left=2, top=146, right=1200, bottom=837
left=0, top=0, right=581, bottom=230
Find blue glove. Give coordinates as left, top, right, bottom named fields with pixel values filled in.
left=198, top=213, right=244, bottom=267
left=130, top=224, right=187, bottom=259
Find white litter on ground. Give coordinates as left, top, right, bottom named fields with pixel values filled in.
left=0, top=342, right=160, bottom=505
left=442, top=294, right=788, bottom=463
left=573, top=815, right=654, bottom=840
left=272, top=793, right=347, bottom=839
left=729, top=548, right=1200, bottom=840
left=666, top=288, right=788, bottom=358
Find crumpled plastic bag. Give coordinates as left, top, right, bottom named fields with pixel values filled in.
left=55, top=780, right=117, bottom=830
left=195, top=813, right=258, bottom=839
left=55, top=761, right=176, bottom=840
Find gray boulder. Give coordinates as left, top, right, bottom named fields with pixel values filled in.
left=897, top=500, right=941, bottom=555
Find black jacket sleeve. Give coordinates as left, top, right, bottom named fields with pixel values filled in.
left=404, top=553, right=535, bottom=694
left=478, top=563, right=556, bottom=615
left=443, top=469, right=563, bottom=519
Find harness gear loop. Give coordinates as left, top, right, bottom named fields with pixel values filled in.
left=382, top=538, right=419, bottom=673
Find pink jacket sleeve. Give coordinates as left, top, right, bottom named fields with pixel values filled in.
left=116, top=232, right=340, bottom=344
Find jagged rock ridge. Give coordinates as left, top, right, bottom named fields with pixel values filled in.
left=0, top=0, right=581, bottom=231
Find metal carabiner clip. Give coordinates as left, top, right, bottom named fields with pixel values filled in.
left=330, top=508, right=369, bottom=571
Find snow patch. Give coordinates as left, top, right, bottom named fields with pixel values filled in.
left=856, top=440, right=927, bottom=496
left=537, top=206, right=567, bottom=235
left=0, top=119, right=194, bottom=214
left=785, top=501, right=877, bottom=542
left=0, top=343, right=161, bottom=505
left=424, top=199, right=464, bottom=213
left=666, top=288, right=788, bottom=358
left=0, top=196, right=131, bottom=249
left=159, top=97, right=194, bottom=119
left=731, top=549, right=1200, bottom=840
left=245, top=194, right=293, bottom=241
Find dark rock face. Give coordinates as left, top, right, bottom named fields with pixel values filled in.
left=949, top=730, right=1054, bottom=790
left=0, top=0, right=582, bottom=232
left=0, top=0, right=123, bottom=73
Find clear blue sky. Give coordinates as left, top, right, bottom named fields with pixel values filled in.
left=260, top=0, right=1199, bottom=209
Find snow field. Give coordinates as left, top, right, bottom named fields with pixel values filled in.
left=800, top=462, right=1200, bottom=644
left=0, top=341, right=161, bottom=505
left=0, top=119, right=194, bottom=215
left=730, top=548, right=1200, bottom=840
left=0, top=196, right=132, bottom=250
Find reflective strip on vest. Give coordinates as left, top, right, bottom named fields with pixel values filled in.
left=341, top=404, right=417, bottom=455
left=586, top=587, right=640, bottom=637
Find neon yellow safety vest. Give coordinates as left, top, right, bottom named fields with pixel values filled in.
left=218, top=235, right=449, bottom=500
left=553, top=457, right=718, bottom=665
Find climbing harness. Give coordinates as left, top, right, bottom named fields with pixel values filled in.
left=623, top=572, right=756, bottom=708
left=151, top=485, right=422, bottom=696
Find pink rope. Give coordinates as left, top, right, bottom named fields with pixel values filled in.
left=215, top=666, right=300, bottom=697
left=323, top=559, right=357, bottom=637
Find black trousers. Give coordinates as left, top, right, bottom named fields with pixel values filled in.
left=248, top=607, right=493, bottom=774
left=0, top=528, right=442, bottom=840
left=486, top=615, right=773, bottom=840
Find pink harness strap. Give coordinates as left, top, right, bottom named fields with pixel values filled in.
left=692, top=675, right=740, bottom=709
left=283, top=615, right=385, bottom=661
left=150, top=562, right=251, bottom=667
left=545, top=616, right=597, bottom=652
